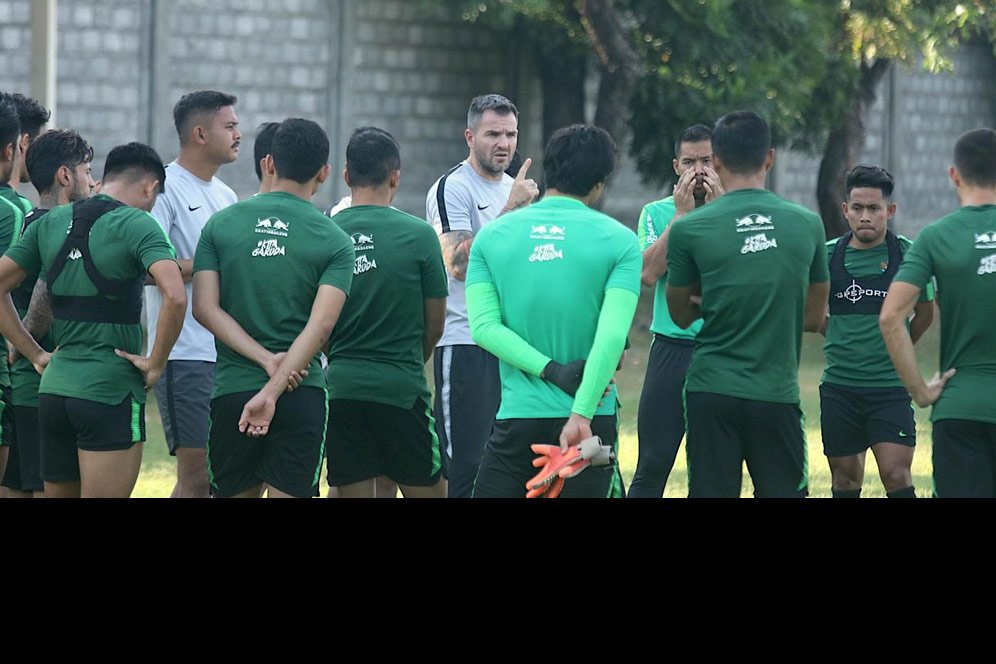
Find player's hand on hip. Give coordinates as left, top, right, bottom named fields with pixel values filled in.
left=505, top=157, right=539, bottom=211
left=559, top=413, right=594, bottom=452
left=239, top=390, right=276, bottom=438
left=114, top=349, right=164, bottom=389
left=30, top=349, right=52, bottom=376
left=915, top=369, right=956, bottom=407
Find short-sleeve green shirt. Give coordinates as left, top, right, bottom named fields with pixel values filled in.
left=893, top=204, right=996, bottom=424
left=4, top=195, right=177, bottom=405
left=822, top=235, right=933, bottom=388
left=193, top=191, right=355, bottom=399
left=326, top=205, right=448, bottom=409
left=637, top=196, right=702, bottom=339
left=0, top=185, right=33, bottom=390
left=667, top=188, right=829, bottom=404
left=466, top=195, right=642, bottom=420
left=9, top=208, right=56, bottom=407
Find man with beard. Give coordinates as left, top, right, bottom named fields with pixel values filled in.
left=1, top=129, right=95, bottom=497
left=630, top=124, right=724, bottom=497
left=425, top=94, right=539, bottom=497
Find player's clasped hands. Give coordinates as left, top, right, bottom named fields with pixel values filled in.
left=262, top=351, right=308, bottom=392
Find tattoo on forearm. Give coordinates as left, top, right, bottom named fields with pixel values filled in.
left=23, top=279, right=53, bottom=340
left=440, top=230, right=474, bottom=278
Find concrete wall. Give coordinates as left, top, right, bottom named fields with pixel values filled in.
left=774, top=42, right=996, bottom=236
left=1, top=0, right=993, bottom=231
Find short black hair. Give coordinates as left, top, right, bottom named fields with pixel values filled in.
left=272, top=118, right=330, bottom=185
left=0, top=94, right=19, bottom=155
left=675, top=124, right=713, bottom=157
left=954, top=128, right=996, bottom=188
left=26, top=129, right=94, bottom=194
left=468, top=94, right=518, bottom=131
left=543, top=124, right=616, bottom=197
left=712, top=111, right=771, bottom=175
left=254, top=122, right=280, bottom=181
left=173, top=90, right=238, bottom=143
left=10, top=93, right=51, bottom=140
left=103, top=142, right=166, bottom=194
left=346, top=127, right=401, bottom=188
left=845, top=165, right=895, bottom=200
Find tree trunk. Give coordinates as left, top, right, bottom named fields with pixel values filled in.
left=816, top=58, right=891, bottom=239
left=577, top=0, right=641, bottom=204
left=534, top=45, right=587, bottom=144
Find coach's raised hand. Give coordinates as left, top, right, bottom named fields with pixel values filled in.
left=502, top=157, right=539, bottom=213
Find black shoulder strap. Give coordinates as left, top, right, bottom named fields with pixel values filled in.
left=882, top=229, right=902, bottom=278
left=47, top=198, right=144, bottom=325
left=829, top=232, right=851, bottom=274
left=46, top=198, right=126, bottom=287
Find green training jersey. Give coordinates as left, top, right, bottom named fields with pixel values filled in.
left=823, top=235, right=933, bottom=388
left=466, top=195, right=642, bottom=420
left=638, top=196, right=702, bottom=339
left=193, top=190, right=355, bottom=399
left=326, top=205, right=448, bottom=409
left=4, top=195, right=177, bottom=405
left=0, top=185, right=32, bottom=389
left=894, top=204, right=996, bottom=424
left=667, top=188, right=829, bottom=404
left=10, top=208, right=56, bottom=407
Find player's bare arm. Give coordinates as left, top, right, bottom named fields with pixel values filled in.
left=192, top=270, right=307, bottom=390
left=146, top=258, right=194, bottom=285
left=881, top=281, right=955, bottom=407
left=422, top=297, right=446, bottom=363
left=8, top=277, right=53, bottom=363
left=642, top=170, right=699, bottom=287
left=909, top=300, right=934, bottom=345
left=239, top=285, right=347, bottom=436
left=115, top=258, right=186, bottom=389
left=0, top=256, right=49, bottom=374
left=804, top=281, right=831, bottom=333
left=665, top=282, right=702, bottom=330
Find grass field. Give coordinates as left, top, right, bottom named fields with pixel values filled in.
left=132, top=293, right=942, bottom=498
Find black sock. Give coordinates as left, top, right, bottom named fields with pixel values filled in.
left=887, top=486, right=916, bottom=499
left=832, top=488, right=861, bottom=499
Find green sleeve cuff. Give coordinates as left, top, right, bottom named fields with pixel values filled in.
left=466, top=282, right=551, bottom=377
left=572, top=288, right=639, bottom=418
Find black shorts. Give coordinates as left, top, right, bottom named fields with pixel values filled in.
left=932, top=419, right=996, bottom=498
left=433, top=345, right=501, bottom=498
left=38, top=394, right=145, bottom=484
left=153, top=360, right=214, bottom=455
left=207, top=387, right=328, bottom=499
left=472, top=415, right=624, bottom=499
left=685, top=392, right=807, bottom=498
left=327, top=397, right=442, bottom=488
left=0, top=385, right=12, bottom=448
left=820, top=383, right=916, bottom=457
left=0, top=406, right=42, bottom=493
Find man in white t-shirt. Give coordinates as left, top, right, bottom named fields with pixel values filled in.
left=425, top=94, right=538, bottom=498
left=146, top=90, right=240, bottom=498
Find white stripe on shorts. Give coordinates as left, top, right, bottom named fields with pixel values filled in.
left=441, top=346, right=453, bottom=459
